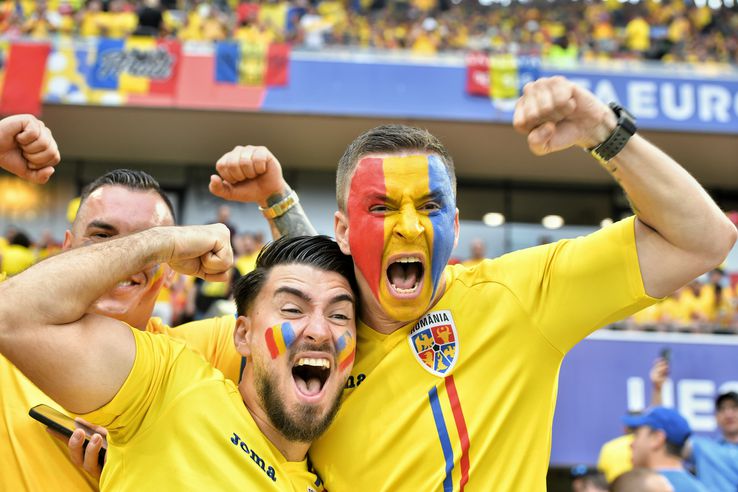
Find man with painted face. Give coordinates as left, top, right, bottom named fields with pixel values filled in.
left=2, top=167, right=246, bottom=489
left=210, top=76, right=736, bottom=491
left=0, top=229, right=357, bottom=490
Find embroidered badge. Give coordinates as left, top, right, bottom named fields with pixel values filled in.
left=408, top=310, right=458, bottom=377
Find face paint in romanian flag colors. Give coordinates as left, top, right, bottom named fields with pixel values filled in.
left=347, top=154, right=456, bottom=320
left=336, top=330, right=356, bottom=371
left=265, top=322, right=296, bottom=359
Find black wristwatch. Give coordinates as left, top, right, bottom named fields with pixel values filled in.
left=588, top=102, right=637, bottom=165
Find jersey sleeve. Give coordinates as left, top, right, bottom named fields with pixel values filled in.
left=78, top=329, right=200, bottom=445
left=161, top=316, right=243, bottom=383
left=496, top=216, right=658, bottom=353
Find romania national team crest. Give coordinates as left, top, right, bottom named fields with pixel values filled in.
left=408, top=310, right=458, bottom=377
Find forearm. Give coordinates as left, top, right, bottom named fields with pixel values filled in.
left=263, top=189, right=317, bottom=239
left=606, top=134, right=735, bottom=259
left=0, top=228, right=172, bottom=331
left=650, top=384, right=663, bottom=406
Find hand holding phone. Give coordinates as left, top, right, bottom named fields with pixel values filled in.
left=29, top=404, right=107, bottom=468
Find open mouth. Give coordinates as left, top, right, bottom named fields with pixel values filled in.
left=292, top=357, right=331, bottom=399
left=386, top=256, right=425, bottom=295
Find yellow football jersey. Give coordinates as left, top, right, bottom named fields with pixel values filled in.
left=0, top=316, right=240, bottom=491
left=311, top=217, right=655, bottom=491
left=83, top=329, right=323, bottom=492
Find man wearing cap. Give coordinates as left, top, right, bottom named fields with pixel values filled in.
left=626, top=406, right=707, bottom=492
left=649, top=358, right=738, bottom=492
left=684, top=391, right=738, bottom=492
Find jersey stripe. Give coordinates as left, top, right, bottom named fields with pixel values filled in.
left=445, top=375, right=470, bottom=491
left=428, top=386, right=454, bottom=492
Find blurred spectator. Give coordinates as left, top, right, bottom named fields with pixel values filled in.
left=0, top=230, right=34, bottom=276
left=598, top=427, right=635, bottom=484
left=697, top=269, right=736, bottom=333
left=462, top=237, right=486, bottom=267
left=624, top=406, right=707, bottom=492
left=215, top=204, right=236, bottom=238
left=571, top=465, right=608, bottom=492
left=234, top=231, right=263, bottom=275
left=610, top=468, right=674, bottom=492
left=684, top=391, right=738, bottom=492
left=134, top=0, right=164, bottom=37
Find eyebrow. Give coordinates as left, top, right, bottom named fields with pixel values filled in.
left=330, top=293, right=355, bottom=306
left=85, top=221, right=118, bottom=233
left=275, top=286, right=355, bottom=306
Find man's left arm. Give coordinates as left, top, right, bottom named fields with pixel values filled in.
left=514, top=76, right=737, bottom=299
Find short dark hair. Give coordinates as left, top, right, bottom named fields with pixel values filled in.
left=335, top=124, right=456, bottom=210
left=665, top=439, right=685, bottom=458
left=79, top=169, right=176, bottom=222
left=717, top=391, right=738, bottom=410
left=233, top=235, right=358, bottom=316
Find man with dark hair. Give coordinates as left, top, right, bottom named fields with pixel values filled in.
left=610, top=469, right=674, bottom=492
left=0, top=228, right=356, bottom=489
left=625, top=407, right=707, bottom=492
left=684, top=391, right=738, bottom=491
left=211, top=76, right=736, bottom=490
left=2, top=163, right=241, bottom=488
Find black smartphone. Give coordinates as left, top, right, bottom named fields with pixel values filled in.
left=660, top=347, right=671, bottom=364
left=29, top=404, right=106, bottom=467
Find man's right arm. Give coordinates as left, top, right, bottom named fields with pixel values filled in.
left=0, top=224, right=232, bottom=414
left=209, top=145, right=317, bottom=238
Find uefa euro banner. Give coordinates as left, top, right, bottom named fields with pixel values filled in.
left=0, top=41, right=50, bottom=115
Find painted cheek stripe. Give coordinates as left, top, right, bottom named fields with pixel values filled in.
left=265, top=322, right=296, bottom=359
left=336, top=331, right=356, bottom=371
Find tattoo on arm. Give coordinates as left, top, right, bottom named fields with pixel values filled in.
left=266, top=191, right=317, bottom=239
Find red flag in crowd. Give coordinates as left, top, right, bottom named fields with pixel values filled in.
left=465, top=52, right=489, bottom=97
left=264, top=43, right=290, bottom=87
left=0, top=42, right=51, bottom=116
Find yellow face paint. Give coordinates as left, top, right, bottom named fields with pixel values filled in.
left=347, top=155, right=456, bottom=322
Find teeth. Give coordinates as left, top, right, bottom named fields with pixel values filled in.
left=117, top=280, right=134, bottom=287
left=296, top=358, right=331, bottom=369
left=391, top=283, right=419, bottom=294
left=395, top=257, right=421, bottom=264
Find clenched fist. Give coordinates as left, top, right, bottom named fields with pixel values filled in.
left=163, top=224, right=234, bottom=282
left=513, top=76, right=617, bottom=156
left=0, top=114, right=61, bottom=184
left=209, top=145, right=288, bottom=207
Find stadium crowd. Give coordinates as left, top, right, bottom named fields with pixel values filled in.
left=1, top=0, right=737, bottom=64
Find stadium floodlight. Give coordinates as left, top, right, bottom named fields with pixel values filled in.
left=542, top=215, right=564, bottom=230
left=483, top=212, right=506, bottom=227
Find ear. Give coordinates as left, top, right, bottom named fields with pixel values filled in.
left=652, top=429, right=667, bottom=450
left=452, top=208, right=460, bottom=249
left=334, top=210, right=351, bottom=255
left=233, top=315, right=254, bottom=358
left=62, top=230, right=73, bottom=250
